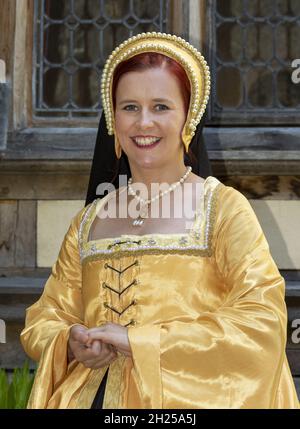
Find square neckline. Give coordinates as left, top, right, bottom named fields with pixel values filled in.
left=85, top=176, right=213, bottom=245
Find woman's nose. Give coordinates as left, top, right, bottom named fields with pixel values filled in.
left=137, top=109, right=154, bottom=129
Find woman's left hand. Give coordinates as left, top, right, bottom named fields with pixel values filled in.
left=86, top=322, right=132, bottom=358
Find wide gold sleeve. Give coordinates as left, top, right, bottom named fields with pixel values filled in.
left=20, top=205, right=87, bottom=408
left=128, top=188, right=296, bottom=409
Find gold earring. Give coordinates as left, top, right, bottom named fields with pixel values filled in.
left=114, top=135, right=122, bottom=159
left=181, top=131, right=191, bottom=154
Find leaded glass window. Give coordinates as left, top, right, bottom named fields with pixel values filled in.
left=207, top=0, right=300, bottom=124
left=33, top=0, right=169, bottom=120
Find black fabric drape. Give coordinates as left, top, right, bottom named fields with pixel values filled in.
left=90, top=368, right=108, bottom=409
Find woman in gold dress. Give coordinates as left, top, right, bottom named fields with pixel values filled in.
left=20, top=32, right=299, bottom=409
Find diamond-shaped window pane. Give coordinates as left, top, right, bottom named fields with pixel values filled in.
left=34, top=0, right=169, bottom=120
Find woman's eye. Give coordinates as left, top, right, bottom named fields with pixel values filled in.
left=123, top=104, right=169, bottom=111
left=155, top=104, right=169, bottom=111
left=123, top=105, right=137, bottom=111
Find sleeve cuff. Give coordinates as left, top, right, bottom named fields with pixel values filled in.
left=127, top=324, right=162, bottom=408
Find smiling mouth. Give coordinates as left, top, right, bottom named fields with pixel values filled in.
left=131, top=137, right=162, bottom=149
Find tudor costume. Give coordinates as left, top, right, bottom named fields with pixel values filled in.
left=20, top=32, right=299, bottom=409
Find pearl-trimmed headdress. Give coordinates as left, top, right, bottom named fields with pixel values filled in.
left=101, top=31, right=211, bottom=158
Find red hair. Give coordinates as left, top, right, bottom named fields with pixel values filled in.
left=111, top=52, right=191, bottom=115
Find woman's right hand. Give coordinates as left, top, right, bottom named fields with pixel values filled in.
left=67, top=325, right=118, bottom=369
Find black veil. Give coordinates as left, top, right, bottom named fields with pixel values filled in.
left=85, top=111, right=211, bottom=206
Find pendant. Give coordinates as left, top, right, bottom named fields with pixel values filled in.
left=132, top=205, right=148, bottom=227
left=132, top=216, right=144, bottom=227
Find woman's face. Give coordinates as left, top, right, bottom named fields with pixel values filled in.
left=114, top=67, right=187, bottom=170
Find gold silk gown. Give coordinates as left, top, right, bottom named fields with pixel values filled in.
left=20, top=176, right=300, bottom=409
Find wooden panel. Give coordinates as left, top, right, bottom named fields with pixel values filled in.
left=0, top=171, right=90, bottom=200
left=0, top=200, right=17, bottom=267
left=219, top=176, right=300, bottom=200
left=0, top=200, right=36, bottom=267
left=15, top=200, right=36, bottom=267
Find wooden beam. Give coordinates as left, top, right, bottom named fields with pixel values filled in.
left=0, top=60, right=5, bottom=83
left=12, top=0, right=33, bottom=129
left=0, top=0, right=16, bottom=130
left=0, top=0, right=16, bottom=81
left=0, top=0, right=33, bottom=131
left=0, top=60, right=9, bottom=149
left=189, top=0, right=206, bottom=51
left=169, top=0, right=189, bottom=39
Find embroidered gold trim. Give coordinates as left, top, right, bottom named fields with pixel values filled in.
left=79, top=178, right=224, bottom=264
left=76, top=367, right=107, bottom=409
left=103, top=356, right=126, bottom=409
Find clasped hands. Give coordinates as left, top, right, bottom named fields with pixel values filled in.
left=67, top=322, right=132, bottom=369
